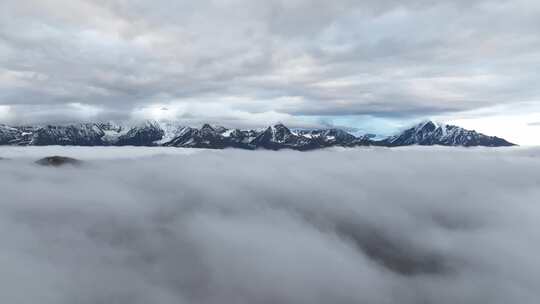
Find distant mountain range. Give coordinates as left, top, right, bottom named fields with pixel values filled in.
left=0, top=120, right=516, bottom=150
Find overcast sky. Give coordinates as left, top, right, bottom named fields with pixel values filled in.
left=0, top=0, right=539, bottom=144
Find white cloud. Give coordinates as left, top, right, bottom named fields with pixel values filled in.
left=130, top=98, right=316, bottom=128
left=0, top=0, right=539, bottom=137
left=0, top=146, right=539, bottom=303
left=435, top=102, right=540, bottom=146
left=0, top=105, right=10, bottom=121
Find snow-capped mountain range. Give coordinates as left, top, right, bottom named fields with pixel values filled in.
left=0, top=120, right=515, bottom=150
left=380, top=121, right=515, bottom=147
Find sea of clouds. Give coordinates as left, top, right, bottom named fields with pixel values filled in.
left=0, top=146, right=539, bottom=304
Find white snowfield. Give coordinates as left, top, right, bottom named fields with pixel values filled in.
left=0, top=146, right=539, bottom=304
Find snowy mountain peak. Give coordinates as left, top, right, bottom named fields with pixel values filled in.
left=0, top=121, right=516, bottom=149
left=413, top=120, right=448, bottom=133
left=270, top=123, right=293, bottom=140
left=384, top=121, right=515, bottom=147
left=201, top=123, right=214, bottom=131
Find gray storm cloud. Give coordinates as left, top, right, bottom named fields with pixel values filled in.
left=0, top=146, right=539, bottom=303
left=1, top=0, right=540, bottom=125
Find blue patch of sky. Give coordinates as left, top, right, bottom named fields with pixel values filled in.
left=297, top=115, right=422, bottom=137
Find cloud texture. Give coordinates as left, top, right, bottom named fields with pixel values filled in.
left=1, top=0, right=540, bottom=126
left=0, top=146, right=539, bottom=303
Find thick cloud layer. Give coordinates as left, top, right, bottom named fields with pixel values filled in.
left=1, top=0, right=540, bottom=127
left=0, top=146, right=539, bottom=303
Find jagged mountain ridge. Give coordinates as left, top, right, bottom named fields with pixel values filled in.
left=0, top=121, right=164, bottom=147
left=0, top=120, right=516, bottom=149
left=381, top=121, right=515, bottom=147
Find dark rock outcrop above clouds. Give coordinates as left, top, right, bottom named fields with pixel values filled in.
left=35, top=156, right=82, bottom=167
left=0, top=120, right=516, bottom=150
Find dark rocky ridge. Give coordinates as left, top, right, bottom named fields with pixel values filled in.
left=0, top=120, right=516, bottom=150
left=381, top=121, right=515, bottom=147
left=35, top=156, right=82, bottom=167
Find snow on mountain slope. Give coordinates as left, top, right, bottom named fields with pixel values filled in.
left=0, top=120, right=516, bottom=149
left=382, top=121, right=516, bottom=147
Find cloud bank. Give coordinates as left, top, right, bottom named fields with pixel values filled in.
left=0, top=146, right=539, bottom=303
left=1, top=0, right=540, bottom=128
